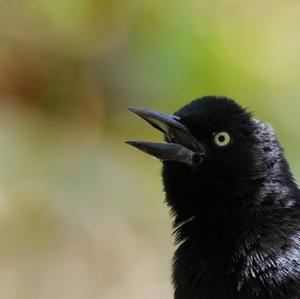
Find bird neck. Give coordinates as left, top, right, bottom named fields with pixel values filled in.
left=164, top=147, right=299, bottom=227
left=164, top=167, right=254, bottom=226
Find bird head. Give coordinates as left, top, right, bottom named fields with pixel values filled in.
left=127, top=96, right=286, bottom=218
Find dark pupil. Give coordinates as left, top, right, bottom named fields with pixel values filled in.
left=218, top=135, right=226, bottom=143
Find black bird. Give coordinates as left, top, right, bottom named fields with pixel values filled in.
left=127, top=96, right=300, bottom=299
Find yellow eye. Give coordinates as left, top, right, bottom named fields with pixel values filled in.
left=213, top=131, right=231, bottom=147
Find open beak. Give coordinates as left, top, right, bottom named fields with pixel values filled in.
left=126, top=106, right=205, bottom=166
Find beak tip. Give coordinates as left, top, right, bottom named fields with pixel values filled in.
left=125, top=140, right=140, bottom=149
left=128, top=105, right=141, bottom=114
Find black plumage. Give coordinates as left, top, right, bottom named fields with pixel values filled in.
left=127, top=96, right=300, bottom=298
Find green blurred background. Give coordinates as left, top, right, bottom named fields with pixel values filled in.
left=1, top=0, right=300, bottom=298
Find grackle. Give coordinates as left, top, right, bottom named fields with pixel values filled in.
left=127, top=96, right=300, bottom=299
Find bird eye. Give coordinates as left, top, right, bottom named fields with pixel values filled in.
left=213, top=131, right=232, bottom=148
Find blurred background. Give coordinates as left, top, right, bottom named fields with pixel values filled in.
left=1, top=0, right=300, bottom=298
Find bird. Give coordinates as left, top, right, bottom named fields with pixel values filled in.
left=126, top=96, right=300, bottom=299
